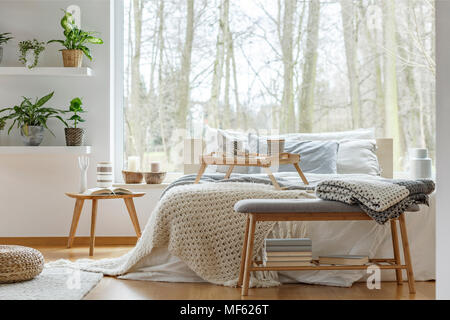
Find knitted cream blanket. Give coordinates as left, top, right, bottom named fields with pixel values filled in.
left=48, top=182, right=315, bottom=287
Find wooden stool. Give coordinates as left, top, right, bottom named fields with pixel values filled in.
left=234, top=199, right=417, bottom=296
left=65, top=192, right=145, bottom=256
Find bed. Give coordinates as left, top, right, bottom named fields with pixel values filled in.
left=117, top=136, right=435, bottom=287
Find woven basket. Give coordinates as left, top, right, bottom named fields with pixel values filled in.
left=122, top=170, right=144, bottom=184
left=62, top=49, right=83, bottom=67
left=0, top=245, right=44, bottom=283
left=65, top=128, right=85, bottom=146
left=144, top=172, right=166, bottom=184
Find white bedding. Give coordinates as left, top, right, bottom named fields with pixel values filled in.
left=121, top=173, right=435, bottom=286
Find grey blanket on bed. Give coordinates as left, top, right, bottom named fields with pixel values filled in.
left=315, top=178, right=435, bottom=224
left=161, top=173, right=314, bottom=198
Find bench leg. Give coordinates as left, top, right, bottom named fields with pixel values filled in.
left=237, top=215, right=250, bottom=287
left=390, top=219, right=403, bottom=284
left=398, top=214, right=416, bottom=294
left=242, top=214, right=256, bottom=296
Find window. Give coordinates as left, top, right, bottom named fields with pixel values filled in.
left=119, top=0, right=435, bottom=173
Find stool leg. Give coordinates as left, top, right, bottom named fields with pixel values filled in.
left=224, top=165, right=235, bottom=179
left=237, top=215, right=250, bottom=287
left=194, top=163, right=207, bottom=184
left=398, top=214, right=416, bottom=294
left=124, top=198, right=142, bottom=238
left=67, top=199, right=84, bottom=248
left=293, top=163, right=309, bottom=185
left=390, top=219, right=403, bottom=284
left=263, top=167, right=282, bottom=190
left=242, top=214, right=256, bottom=296
left=89, top=199, right=98, bottom=256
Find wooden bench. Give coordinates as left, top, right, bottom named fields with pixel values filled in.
left=234, top=199, right=417, bottom=296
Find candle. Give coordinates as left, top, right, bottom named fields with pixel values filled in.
left=151, top=162, right=161, bottom=172
left=128, top=156, right=140, bottom=172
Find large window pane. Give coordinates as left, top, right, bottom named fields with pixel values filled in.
left=123, top=0, right=435, bottom=172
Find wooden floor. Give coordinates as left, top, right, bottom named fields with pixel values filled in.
left=38, top=245, right=435, bottom=300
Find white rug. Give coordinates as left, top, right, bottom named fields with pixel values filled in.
left=0, top=266, right=102, bottom=300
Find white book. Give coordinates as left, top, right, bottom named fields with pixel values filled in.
left=264, top=256, right=312, bottom=262
left=265, top=251, right=312, bottom=257
left=318, top=255, right=369, bottom=266
left=264, top=261, right=314, bottom=267
left=83, top=187, right=133, bottom=196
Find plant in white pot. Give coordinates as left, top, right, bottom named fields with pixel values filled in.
left=64, top=97, right=86, bottom=146
left=48, top=11, right=103, bottom=67
left=0, top=92, right=67, bottom=146
left=18, top=39, right=45, bottom=69
left=0, top=32, right=13, bottom=64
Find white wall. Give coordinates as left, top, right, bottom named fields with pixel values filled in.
left=436, top=0, right=450, bottom=301
left=0, top=0, right=160, bottom=237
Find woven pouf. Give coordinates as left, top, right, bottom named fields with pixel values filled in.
left=0, top=245, right=44, bottom=283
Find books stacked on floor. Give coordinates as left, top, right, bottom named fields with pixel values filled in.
left=318, top=255, right=369, bottom=266
left=263, top=238, right=313, bottom=267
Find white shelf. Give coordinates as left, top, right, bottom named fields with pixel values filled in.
left=0, top=146, right=91, bottom=155
left=0, top=67, right=93, bottom=77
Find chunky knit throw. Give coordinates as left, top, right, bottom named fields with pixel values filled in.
left=48, top=182, right=315, bottom=287
left=315, top=178, right=434, bottom=224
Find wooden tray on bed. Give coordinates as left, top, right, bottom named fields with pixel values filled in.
left=194, top=151, right=309, bottom=189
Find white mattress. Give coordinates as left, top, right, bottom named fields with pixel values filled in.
left=120, top=174, right=435, bottom=286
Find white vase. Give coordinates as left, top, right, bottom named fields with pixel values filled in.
left=25, top=50, right=36, bottom=68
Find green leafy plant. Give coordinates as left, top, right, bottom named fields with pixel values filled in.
left=0, top=32, right=13, bottom=46
left=65, top=97, right=85, bottom=128
left=0, top=92, right=67, bottom=136
left=18, top=39, right=45, bottom=69
left=48, top=10, right=103, bottom=60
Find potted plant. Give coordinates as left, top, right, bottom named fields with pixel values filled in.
left=0, top=92, right=67, bottom=146
left=0, top=32, right=13, bottom=64
left=48, top=11, right=103, bottom=67
left=64, top=97, right=86, bottom=146
left=18, top=39, right=45, bottom=69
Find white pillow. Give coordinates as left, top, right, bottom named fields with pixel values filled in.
left=285, top=128, right=375, bottom=141
left=337, top=139, right=380, bottom=175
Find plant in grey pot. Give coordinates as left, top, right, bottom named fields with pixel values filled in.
left=0, top=32, right=14, bottom=64
left=64, top=97, right=86, bottom=146
left=48, top=11, right=103, bottom=67
left=0, top=92, right=67, bottom=146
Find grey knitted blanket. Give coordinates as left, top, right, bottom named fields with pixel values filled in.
left=161, top=173, right=314, bottom=198
left=315, top=178, right=435, bottom=224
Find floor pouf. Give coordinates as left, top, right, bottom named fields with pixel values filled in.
left=0, top=245, right=44, bottom=283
